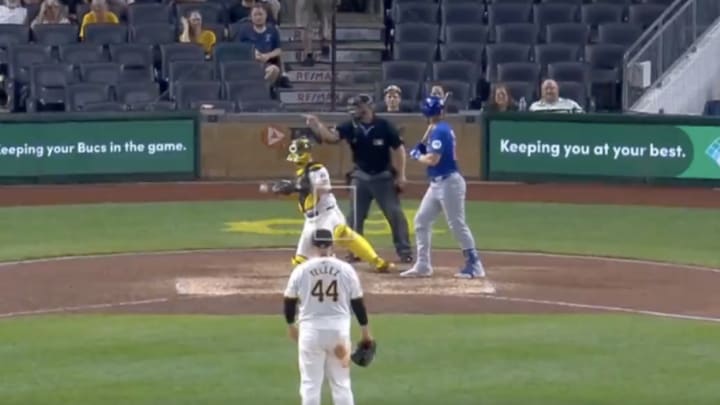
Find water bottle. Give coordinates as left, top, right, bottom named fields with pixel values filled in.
left=518, top=97, right=527, bottom=112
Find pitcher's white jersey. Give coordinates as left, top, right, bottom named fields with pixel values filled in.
left=284, top=256, right=363, bottom=331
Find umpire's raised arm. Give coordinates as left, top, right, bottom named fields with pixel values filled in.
left=303, top=114, right=341, bottom=144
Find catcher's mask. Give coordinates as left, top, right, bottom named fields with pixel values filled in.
left=287, top=137, right=313, bottom=165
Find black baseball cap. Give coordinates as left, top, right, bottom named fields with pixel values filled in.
left=347, top=94, right=373, bottom=107
left=312, top=229, right=334, bottom=248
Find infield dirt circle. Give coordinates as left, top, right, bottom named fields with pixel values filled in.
left=0, top=182, right=719, bottom=321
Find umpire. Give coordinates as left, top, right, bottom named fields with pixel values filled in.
left=303, top=94, right=413, bottom=263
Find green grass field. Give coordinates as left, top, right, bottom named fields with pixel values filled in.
left=1, top=200, right=719, bottom=404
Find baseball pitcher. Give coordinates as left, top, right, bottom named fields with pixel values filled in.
left=259, top=137, right=395, bottom=273
left=283, top=228, right=374, bottom=405
left=400, top=96, right=490, bottom=281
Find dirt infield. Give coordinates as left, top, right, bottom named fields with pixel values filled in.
left=0, top=181, right=719, bottom=321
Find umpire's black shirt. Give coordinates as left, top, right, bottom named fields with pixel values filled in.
left=335, top=117, right=403, bottom=175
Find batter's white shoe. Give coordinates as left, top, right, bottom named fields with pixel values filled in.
left=400, top=265, right=433, bottom=278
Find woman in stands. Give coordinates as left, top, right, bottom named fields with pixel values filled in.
left=31, top=0, right=69, bottom=28
left=179, top=10, right=217, bottom=56
left=484, top=84, right=518, bottom=113
left=79, top=0, right=119, bottom=39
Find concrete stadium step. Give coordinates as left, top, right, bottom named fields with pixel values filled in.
left=284, top=64, right=381, bottom=85
left=278, top=85, right=374, bottom=105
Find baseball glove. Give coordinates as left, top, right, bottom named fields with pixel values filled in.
left=351, top=339, right=377, bottom=367
left=271, top=179, right=298, bottom=195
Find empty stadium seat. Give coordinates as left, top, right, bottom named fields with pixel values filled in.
left=29, top=63, right=74, bottom=111
left=485, top=43, right=531, bottom=81
left=84, top=24, right=128, bottom=45
left=160, top=43, right=206, bottom=80
left=533, top=3, right=578, bottom=41
left=66, top=83, right=113, bottom=111
left=432, top=61, right=478, bottom=84
left=546, top=23, right=590, bottom=45
left=628, top=4, right=666, bottom=29
left=393, top=43, right=437, bottom=63
left=174, top=80, right=223, bottom=109
left=548, top=61, right=589, bottom=83
left=219, top=61, right=265, bottom=82
left=170, top=61, right=215, bottom=82
left=444, top=24, right=488, bottom=44
left=598, top=23, right=642, bottom=46
left=488, top=3, right=532, bottom=27
left=31, top=24, right=79, bottom=46
left=80, top=62, right=122, bottom=84
left=440, top=43, right=483, bottom=66
left=534, top=44, right=581, bottom=72
left=392, top=3, right=438, bottom=25
left=557, top=80, right=588, bottom=110
left=382, top=61, right=427, bottom=82
left=59, top=43, right=107, bottom=65
left=109, top=44, right=154, bottom=68
left=130, top=23, right=177, bottom=45
left=212, top=43, right=254, bottom=65
left=127, top=3, right=173, bottom=25
left=495, top=23, right=538, bottom=44
left=497, top=62, right=541, bottom=84
left=500, top=81, right=536, bottom=103
left=394, top=23, right=439, bottom=44
left=581, top=4, right=624, bottom=28
left=441, top=3, right=485, bottom=26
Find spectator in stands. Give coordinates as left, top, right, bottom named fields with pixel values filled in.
left=179, top=10, right=217, bottom=55
left=80, top=0, right=119, bottom=39
left=231, top=0, right=279, bottom=24
left=484, top=85, right=518, bottom=113
left=530, top=79, right=584, bottom=113
left=0, top=0, right=28, bottom=24
left=428, top=84, right=459, bottom=113
left=237, top=4, right=285, bottom=86
left=31, top=0, right=70, bottom=27
left=381, top=84, right=409, bottom=113
left=297, top=0, right=335, bottom=66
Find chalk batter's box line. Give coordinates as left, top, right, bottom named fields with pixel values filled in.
left=311, top=185, right=357, bottom=242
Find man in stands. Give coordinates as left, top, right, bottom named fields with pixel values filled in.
left=379, top=85, right=411, bottom=113
left=237, top=4, right=289, bottom=89
left=297, top=0, right=335, bottom=66
left=530, top=79, right=584, bottom=113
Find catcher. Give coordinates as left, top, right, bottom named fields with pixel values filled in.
left=259, top=137, right=395, bottom=272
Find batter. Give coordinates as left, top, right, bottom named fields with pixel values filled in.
left=260, top=137, right=394, bottom=273
left=400, top=96, right=489, bottom=280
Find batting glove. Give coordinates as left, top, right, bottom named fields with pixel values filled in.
left=409, top=148, right=423, bottom=160
left=414, top=142, right=427, bottom=154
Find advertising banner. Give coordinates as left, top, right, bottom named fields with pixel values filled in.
left=488, top=119, right=720, bottom=180
left=0, top=117, right=197, bottom=180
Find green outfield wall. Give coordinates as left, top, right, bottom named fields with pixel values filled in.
left=3, top=111, right=720, bottom=186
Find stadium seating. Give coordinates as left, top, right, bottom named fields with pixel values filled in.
left=385, top=0, right=676, bottom=112
left=0, top=0, right=289, bottom=113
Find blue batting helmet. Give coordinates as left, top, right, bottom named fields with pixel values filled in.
left=421, top=96, right=445, bottom=117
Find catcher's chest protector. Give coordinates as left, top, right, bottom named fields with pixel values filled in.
left=296, top=161, right=323, bottom=214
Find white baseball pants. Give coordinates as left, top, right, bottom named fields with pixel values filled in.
left=298, top=327, right=354, bottom=405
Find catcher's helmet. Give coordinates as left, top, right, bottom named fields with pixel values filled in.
left=287, top=137, right=313, bottom=164
left=421, top=95, right=445, bottom=118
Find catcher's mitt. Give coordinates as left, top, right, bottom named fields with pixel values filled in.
left=351, top=339, right=377, bottom=367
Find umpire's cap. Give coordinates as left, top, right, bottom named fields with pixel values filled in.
left=347, top=93, right=373, bottom=107
left=312, top=229, right=334, bottom=248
